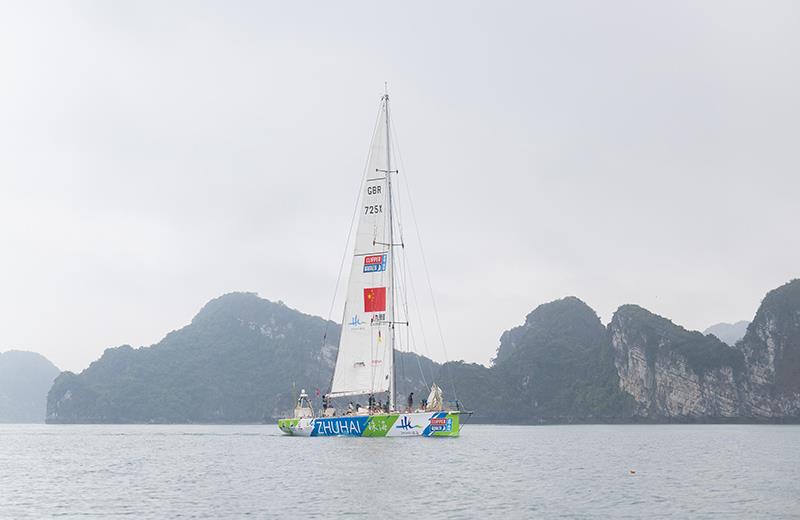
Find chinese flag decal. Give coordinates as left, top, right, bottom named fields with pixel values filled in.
left=363, top=287, right=387, bottom=312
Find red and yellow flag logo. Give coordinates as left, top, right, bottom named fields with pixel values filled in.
left=363, top=287, right=387, bottom=312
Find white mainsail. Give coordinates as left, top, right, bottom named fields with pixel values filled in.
left=329, top=97, right=395, bottom=400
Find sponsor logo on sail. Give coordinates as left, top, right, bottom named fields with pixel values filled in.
left=363, top=254, right=387, bottom=273
left=348, top=315, right=364, bottom=328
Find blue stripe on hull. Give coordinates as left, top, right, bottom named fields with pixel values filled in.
left=309, top=416, right=370, bottom=437
left=421, top=411, right=448, bottom=437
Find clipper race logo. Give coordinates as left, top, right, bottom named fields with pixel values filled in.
left=363, top=254, right=387, bottom=273
left=429, top=417, right=453, bottom=432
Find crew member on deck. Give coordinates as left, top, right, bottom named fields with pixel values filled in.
left=407, top=392, right=414, bottom=412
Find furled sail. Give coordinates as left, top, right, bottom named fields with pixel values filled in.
left=426, top=383, right=443, bottom=411
left=329, top=102, right=394, bottom=398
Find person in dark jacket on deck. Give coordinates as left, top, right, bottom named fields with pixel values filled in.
left=407, top=392, right=414, bottom=412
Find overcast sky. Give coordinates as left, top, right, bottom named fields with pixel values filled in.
left=1, top=1, right=798, bottom=373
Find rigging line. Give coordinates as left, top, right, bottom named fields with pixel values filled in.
left=321, top=98, right=384, bottom=394
left=387, top=138, right=433, bottom=392
left=391, top=232, right=432, bottom=390
left=396, top=214, right=434, bottom=362
left=390, top=121, right=459, bottom=403
left=388, top=129, right=435, bottom=386
left=409, top=274, right=434, bottom=360
left=389, top=136, right=407, bottom=248
left=397, top=273, right=432, bottom=390
left=405, top=279, right=435, bottom=386
left=398, top=331, right=407, bottom=399
left=406, top=324, right=430, bottom=389
left=395, top=244, right=412, bottom=396
left=391, top=235, right=436, bottom=394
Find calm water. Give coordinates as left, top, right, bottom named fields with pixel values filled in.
left=1, top=424, right=799, bottom=519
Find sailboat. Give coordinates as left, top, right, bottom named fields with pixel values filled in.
left=278, top=90, right=470, bottom=437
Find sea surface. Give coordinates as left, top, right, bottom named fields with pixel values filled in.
left=1, top=424, right=799, bottom=519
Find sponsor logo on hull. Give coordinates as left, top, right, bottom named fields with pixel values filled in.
left=396, top=415, right=423, bottom=435
left=429, top=417, right=453, bottom=432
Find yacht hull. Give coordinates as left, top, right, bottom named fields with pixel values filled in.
left=278, top=411, right=465, bottom=437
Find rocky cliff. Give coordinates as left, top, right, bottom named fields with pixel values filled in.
left=610, top=305, right=745, bottom=418
left=610, top=280, right=800, bottom=420
left=736, top=280, right=800, bottom=417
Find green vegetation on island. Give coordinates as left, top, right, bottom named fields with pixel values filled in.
left=45, top=280, right=800, bottom=424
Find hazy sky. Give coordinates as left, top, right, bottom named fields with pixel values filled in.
left=1, top=1, right=798, bottom=373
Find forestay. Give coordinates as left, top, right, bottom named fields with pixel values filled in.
left=329, top=103, right=395, bottom=398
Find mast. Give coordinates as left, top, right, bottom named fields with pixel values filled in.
left=327, top=88, right=398, bottom=403
left=384, top=88, right=397, bottom=412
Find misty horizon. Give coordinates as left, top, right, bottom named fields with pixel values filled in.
left=16, top=286, right=764, bottom=374
left=2, top=2, right=798, bottom=373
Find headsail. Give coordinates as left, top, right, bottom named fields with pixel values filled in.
left=426, top=384, right=443, bottom=411
left=329, top=97, right=395, bottom=399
